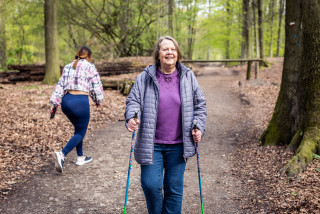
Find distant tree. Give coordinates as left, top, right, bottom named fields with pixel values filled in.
left=43, top=0, right=60, bottom=84
left=168, top=0, right=174, bottom=36
left=59, top=0, right=158, bottom=57
left=251, top=0, right=259, bottom=58
left=225, top=0, right=231, bottom=59
left=268, top=0, right=275, bottom=57
left=276, top=0, right=285, bottom=57
left=258, top=0, right=265, bottom=59
left=186, top=0, right=198, bottom=59
left=0, top=0, right=6, bottom=67
left=241, top=0, right=251, bottom=59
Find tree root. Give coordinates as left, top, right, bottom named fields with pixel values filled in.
left=280, top=136, right=319, bottom=178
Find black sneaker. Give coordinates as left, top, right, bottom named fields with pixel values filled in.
left=53, top=151, right=64, bottom=173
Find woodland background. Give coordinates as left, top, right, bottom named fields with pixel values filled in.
left=0, top=0, right=285, bottom=69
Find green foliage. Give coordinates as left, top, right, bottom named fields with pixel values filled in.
left=313, top=153, right=319, bottom=160
left=0, top=0, right=285, bottom=66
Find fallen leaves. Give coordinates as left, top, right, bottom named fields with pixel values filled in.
left=230, top=57, right=320, bottom=213
left=0, top=80, right=127, bottom=200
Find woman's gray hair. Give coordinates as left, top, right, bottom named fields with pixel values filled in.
left=153, top=36, right=182, bottom=67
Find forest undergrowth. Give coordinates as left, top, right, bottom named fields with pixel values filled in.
left=231, top=58, right=320, bottom=213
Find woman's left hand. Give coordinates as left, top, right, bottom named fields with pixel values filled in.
left=192, top=129, right=202, bottom=143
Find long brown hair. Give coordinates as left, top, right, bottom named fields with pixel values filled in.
left=153, top=36, right=182, bottom=67
left=72, top=46, right=92, bottom=69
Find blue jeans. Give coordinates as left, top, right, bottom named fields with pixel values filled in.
left=141, top=143, right=186, bottom=214
left=61, top=93, right=90, bottom=157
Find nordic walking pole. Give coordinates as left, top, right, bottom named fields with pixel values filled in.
left=123, top=112, right=138, bottom=214
left=193, top=120, right=204, bottom=214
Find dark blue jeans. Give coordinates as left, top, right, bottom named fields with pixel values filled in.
left=141, top=143, right=186, bottom=214
left=61, top=93, right=90, bottom=157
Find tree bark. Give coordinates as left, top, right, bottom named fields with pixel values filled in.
left=0, top=0, right=5, bottom=68
left=43, top=0, right=60, bottom=84
left=252, top=0, right=259, bottom=58
left=257, top=0, right=265, bottom=59
left=268, top=0, right=275, bottom=57
left=225, top=0, right=231, bottom=59
left=168, top=0, right=174, bottom=36
left=187, top=0, right=197, bottom=60
left=276, top=0, right=284, bottom=57
left=260, top=0, right=302, bottom=146
left=241, top=0, right=250, bottom=59
left=280, top=0, right=320, bottom=177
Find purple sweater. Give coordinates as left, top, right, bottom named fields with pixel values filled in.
left=155, top=69, right=183, bottom=144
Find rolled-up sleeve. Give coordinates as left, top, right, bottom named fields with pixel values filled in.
left=89, top=66, right=104, bottom=104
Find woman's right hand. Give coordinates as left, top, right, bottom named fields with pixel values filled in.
left=128, top=118, right=140, bottom=132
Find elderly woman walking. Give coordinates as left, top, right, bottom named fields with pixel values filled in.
left=125, top=36, right=207, bottom=214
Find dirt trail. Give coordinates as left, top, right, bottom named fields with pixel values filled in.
left=0, top=65, right=248, bottom=214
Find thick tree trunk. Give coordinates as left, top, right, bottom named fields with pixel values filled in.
left=257, top=0, right=265, bottom=59
left=276, top=0, right=284, bottom=57
left=268, top=0, right=275, bottom=57
left=280, top=0, right=320, bottom=177
left=43, top=0, right=60, bottom=84
left=0, top=0, right=6, bottom=67
left=260, top=0, right=302, bottom=146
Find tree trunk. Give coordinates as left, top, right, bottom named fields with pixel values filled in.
left=258, top=0, right=265, bottom=59
left=268, top=0, right=275, bottom=57
left=276, top=0, right=284, bottom=57
left=241, top=0, right=250, bottom=59
left=0, top=0, right=5, bottom=68
left=168, top=0, right=174, bottom=36
left=280, top=0, right=320, bottom=178
left=260, top=0, right=302, bottom=147
left=119, top=0, right=130, bottom=57
left=252, top=0, right=259, bottom=58
left=43, top=0, right=60, bottom=84
left=187, top=0, right=197, bottom=60
left=225, top=0, right=231, bottom=59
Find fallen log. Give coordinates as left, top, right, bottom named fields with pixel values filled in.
left=101, top=79, right=129, bottom=90
left=2, top=61, right=145, bottom=84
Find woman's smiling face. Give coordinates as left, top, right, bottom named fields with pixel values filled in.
left=158, top=39, right=178, bottom=68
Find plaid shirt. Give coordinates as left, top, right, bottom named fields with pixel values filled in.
left=50, top=59, right=104, bottom=106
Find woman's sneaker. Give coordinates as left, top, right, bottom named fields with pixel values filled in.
left=75, top=156, right=92, bottom=166
left=53, top=151, right=64, bottom=173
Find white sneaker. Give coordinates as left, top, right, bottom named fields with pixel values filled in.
left=53, top=151, right=65, bottom=173
left=75, top=156, right=92, bottom=166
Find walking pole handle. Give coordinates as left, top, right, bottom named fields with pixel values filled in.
left=133, top=112, right=138, bottom=122
left=193, top=120, right=198, bottom=132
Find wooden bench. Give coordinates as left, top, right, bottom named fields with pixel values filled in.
left=182, top=59, right=264, bottom=80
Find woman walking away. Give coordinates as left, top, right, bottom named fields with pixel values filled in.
left=125, top=36, right=207, bottom=214
left=50, top=46, right=104, bottom=173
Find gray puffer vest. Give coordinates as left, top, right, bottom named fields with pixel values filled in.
left=125, top=63, right=207, bottom=165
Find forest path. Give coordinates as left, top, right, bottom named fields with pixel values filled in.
left=1, top=65, right=247, bottom=214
